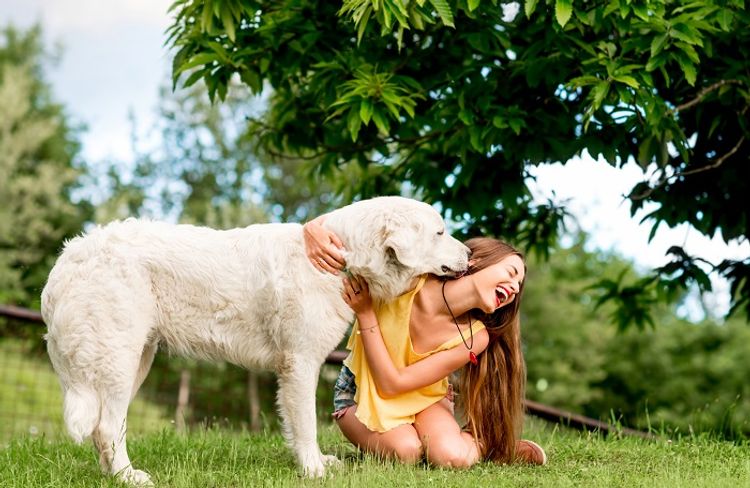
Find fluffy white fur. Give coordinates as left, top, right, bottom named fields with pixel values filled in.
left=41, top=196, right=470, bottom=485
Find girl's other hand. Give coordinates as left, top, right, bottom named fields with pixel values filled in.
left=303, top=218, right=346, bottom=274
left=342, top=275, right=373, bottom=315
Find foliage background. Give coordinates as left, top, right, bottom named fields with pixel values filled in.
left=166, top=0, right=750, bottom=327
left=0, top=25, right=90, bottom=308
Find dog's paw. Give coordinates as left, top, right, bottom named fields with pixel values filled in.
left=322, top=454, right=342, bottom=467
left=300, top=448, right=341, bottom=477
left=117, top=468, right=154, bottom=487
left=301, top=460, right=326, bottom=478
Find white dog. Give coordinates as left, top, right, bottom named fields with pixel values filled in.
left=41, top=196, right=470, bottom=485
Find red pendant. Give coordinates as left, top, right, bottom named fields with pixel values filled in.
left=469, top=351, right=478, bottom=365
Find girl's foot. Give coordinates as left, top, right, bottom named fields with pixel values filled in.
left=515, top=439, right=547, bottom=465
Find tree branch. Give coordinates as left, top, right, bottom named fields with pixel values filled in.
left=671, top=79, right=744, bottom=113
left=629, top=135, right=746, bottom=201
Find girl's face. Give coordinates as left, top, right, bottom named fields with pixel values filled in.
left=470, top=254, right=525, bottom=313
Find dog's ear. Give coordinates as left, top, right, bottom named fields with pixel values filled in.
left=383, top=222, right=421, bottom=269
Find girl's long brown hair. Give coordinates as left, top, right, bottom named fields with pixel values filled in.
left=457, top=237, right=526, bottom=463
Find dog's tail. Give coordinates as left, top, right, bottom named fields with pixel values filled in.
left=63, top=387, right=100, bottom=443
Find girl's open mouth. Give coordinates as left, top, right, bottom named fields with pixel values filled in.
left=495, top=286, right=509, bottom=306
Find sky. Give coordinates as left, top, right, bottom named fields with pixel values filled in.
left=2, top=0, right=747, bottom=318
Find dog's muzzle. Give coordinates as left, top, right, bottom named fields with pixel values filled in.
left=441, top=265, right=468, bottom=277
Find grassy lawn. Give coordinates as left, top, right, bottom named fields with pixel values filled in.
left=3, top=338, right=748, bottom=486
left=2, top=417, right=748, bottom=487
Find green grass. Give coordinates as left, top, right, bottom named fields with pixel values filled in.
left=3, top=339, right=749, bottom=486
left=2, top=418, right=749, bottom=487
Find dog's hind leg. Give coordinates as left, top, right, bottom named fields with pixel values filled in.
left=276, top=355, right=340, bottom=478
left=93, top=385, right=153, bottom=487
left=92, top=327, right=156, bottom=485
left=131, top=340, right=158, bottom=401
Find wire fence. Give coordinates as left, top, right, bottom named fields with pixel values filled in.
left=1, top=336, right=65, bottom=441
left=0, top=305, right=652, bottom=444
left=0, top=311, right=342, bottom=444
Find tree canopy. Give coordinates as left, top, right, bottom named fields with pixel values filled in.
left=166, top=0, right=749, bottom=327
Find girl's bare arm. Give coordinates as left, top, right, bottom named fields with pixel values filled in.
left=343, top=276, right=489, bottom=398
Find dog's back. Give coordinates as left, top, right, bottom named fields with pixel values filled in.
left=43, top=219, right=340, bottom=369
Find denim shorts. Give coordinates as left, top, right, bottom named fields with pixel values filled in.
left=331, top=364, right=455, bottom=420
left=332, top=365, right=357, bottom=417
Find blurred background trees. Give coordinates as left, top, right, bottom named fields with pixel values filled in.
left=523, top=239, right=750, bottom=437
left=0, top=25, right=91, bottom=308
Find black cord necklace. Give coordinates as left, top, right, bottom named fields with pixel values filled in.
left=441, top=280, right=478, bottom=365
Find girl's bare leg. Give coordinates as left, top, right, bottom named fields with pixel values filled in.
left=414, top=398, right=481, bottom=468
left=336, top=406, right=423, bottom=463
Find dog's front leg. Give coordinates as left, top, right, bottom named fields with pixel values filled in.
left=275, top=355, right=340, bottom=477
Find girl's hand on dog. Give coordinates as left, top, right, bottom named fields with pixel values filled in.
left=342, top=275, right=374, bottom=316
left=303, top=217, right=346, bottom=274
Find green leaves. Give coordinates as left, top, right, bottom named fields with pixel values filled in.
left=525, top=0, right=539, bottom=18
left=176, top=53, right=221, bottom=75
left=359, top=98, right=374, bottom=125
left=718, top=8, right=735, bottom=30
left=656, top=246, right=714, bottom=295
left=524, top=0, right=573, bottom=26
left=327, top=67, right=424, bottom=141
left=670, top=22, right=704, bottom=47
left=429, top=0, right=455, bottom=27
left=555, top=0, right=573, bottom=27
left=589, top=271, right=659, bottom=332
left=339, top=0, right=454, bottom=44
left=719, top=259, right=750, bottom=320
left=674, top=51, right=697, bottom=85
left=491, top=107, right=527, bottom=136
left=650, top=33, right=669, bottom=57
left=347, top=108, right=363, bottom=142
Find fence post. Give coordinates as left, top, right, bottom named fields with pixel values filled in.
left=247, top=371, right=260, bottom=432
left=175, top=369, right=191, bottom=431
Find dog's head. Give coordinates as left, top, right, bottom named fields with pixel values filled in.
left=325, top=196, right=470, bottom=301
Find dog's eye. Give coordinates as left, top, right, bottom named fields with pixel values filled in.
left=437, top=230, right=444, bottom=236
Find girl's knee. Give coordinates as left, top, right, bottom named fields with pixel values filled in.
left=390, top=436, right=423, bottom=463
left=425, top=441, right=477, bottom=468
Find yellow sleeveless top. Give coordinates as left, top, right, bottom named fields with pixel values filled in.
left=343, top=275, right=486, bottom=432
